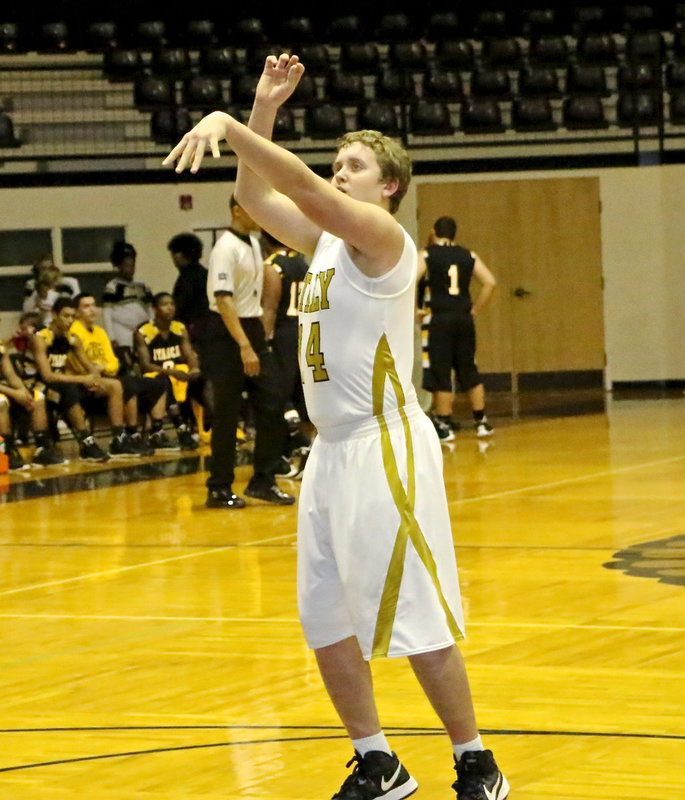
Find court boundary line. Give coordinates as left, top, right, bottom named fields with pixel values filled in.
left=0, top=727, right=683, bottom=773
left=0, top=531, right=296, bottom=598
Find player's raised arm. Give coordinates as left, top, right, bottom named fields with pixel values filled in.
left=235, top=54, right=322, bottom=257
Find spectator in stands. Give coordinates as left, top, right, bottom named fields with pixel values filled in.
left=167, top=232, right=211, bottom=354
left=31, top=297, right=138, bottom=462
left=0, top=339, right=67, bottom=469
left=5, top=312, right=43, bottom=445
left=134, top=292, right=203, bottom=451
left=23, top=266, right=62, bottom=325
left=102, top=241, right=153, bottom=372
left=71, top=293, right=166, bottom=454
left=23, top=253, right=81, bottom=304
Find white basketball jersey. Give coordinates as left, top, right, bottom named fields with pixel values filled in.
left=299, top=227, right=418, bottom=432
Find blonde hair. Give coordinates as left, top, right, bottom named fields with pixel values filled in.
left=336, top=130, right=412, bottom=215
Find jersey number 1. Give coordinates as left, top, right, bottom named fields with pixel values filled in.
left=299, top=322, right=329, bottom=382
left=448, top=264, right=460, bottom=295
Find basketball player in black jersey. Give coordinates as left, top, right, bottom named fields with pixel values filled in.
left=261, top=231, right=310, bottom=477
left=418, top=217, right=496, bottom=440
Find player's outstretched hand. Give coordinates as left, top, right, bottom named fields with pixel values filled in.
left=255, top=53, right=305, bottom=108
left=162, top=111, right=232, bottom=174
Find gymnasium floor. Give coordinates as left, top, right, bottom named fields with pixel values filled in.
left=1, top=395, right=684, bottom=799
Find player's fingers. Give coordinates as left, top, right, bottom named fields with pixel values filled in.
left=209, top=135, right=221, bottom=159
left=162, top=134, right=189, bottom=165
left=190, top=141, right=206, bottom=173
left=175, top=139, right=196, bottom=173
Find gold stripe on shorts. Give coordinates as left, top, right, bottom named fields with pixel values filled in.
left=371, top=333, right=463, bottom=658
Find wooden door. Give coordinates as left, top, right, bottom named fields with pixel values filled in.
left=417, top=177, right=605, bottom=390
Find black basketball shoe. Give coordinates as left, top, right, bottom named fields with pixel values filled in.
left=452, top=750, right=509, bottom=800
left=332, top=751, right=418, bottom=800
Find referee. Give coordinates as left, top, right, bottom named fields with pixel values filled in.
left=203, top=195, right=294, bottom=508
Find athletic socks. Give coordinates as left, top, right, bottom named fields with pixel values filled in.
left=453, top=735, right=485, bottom=761
left=352, top=732, right=393, bottom=757
left=473, top=410, right=486, bottom=423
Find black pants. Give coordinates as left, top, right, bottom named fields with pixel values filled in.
left=202, top=313, right=286, bottom=491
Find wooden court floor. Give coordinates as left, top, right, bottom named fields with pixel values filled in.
left=1, top=397, right=684, bottom=799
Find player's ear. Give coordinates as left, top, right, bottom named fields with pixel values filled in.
left=381, top=179, right=399, bottom=200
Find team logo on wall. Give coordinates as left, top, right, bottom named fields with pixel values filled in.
left=604, top=534, right=685, bottom=587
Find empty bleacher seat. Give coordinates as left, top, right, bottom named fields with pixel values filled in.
left=134, top=75, right=174, bottom=109
left=617, top=91, right=661, bottom=125
left=38, top=21, right=70, bottom=53
left=625, top=31, right=664, bottom=61
left=435, top=39, right=474, bottom=70
left=481, top=37, right=523, bottom=67
left=280, top=16, right=315, bottom=44
left=298, top=44, right=330, bottom=76
left=135, top=21, right=166, bottom=49
left=674, top=28, right=685, bottom=59
left=422, top=69, right=464, bottom=101
left=667, top=62, right=685, bottom=90
left=375, top=70, right=417, bottom=102
left=470, top=67, right=512, bottom=98
left=305, top=104, right=347, bottom=138
left=377, top=13, right=412, bottom=43
left=621, top=4, right=656, bottom=30
left=358, top=103, right=400, bottom=135
left=231, top=18, right=266, bottom=47
left=572, top=6, right=614, bottom=35
left=200, top=47, right=238, bottom=77
left=461, top=98, right=505, bottom=133
left=389, top=42, right=429, bottom=72
left=670, top=89, right=685, bottom=124
left=231, top=73, right=259, bottom=105
left=290, top=73, right=317, bottom=105
left=150, top=107, right=192, bottom=144
left=577, top=33, right=618, bottom=65
left=151, top=48, right=191, bottom=77
left=326, top=73, right=365, bottom=103
left=522, top=8, right=559, bottom=35
left=182, top=76, right=224, bottom=109
left=185, top=20, right=216, bottom=49
left=566, top=65, right=609, bottom=96
left=512, top=96, right=556, bottom=131
left=104, top=49, right=144, bottom=81
left=618, top=63, right=661, bottom=90
left=0, top=22, right=20, bottom=53
left=410, top=101, right=454, bottom=135
left=528, top=34, right=569, bottom=66
left=272, top=108, right=299, bottom=139
left=83, top=21, right=118, bottom=53
left=475, top=9, right=508, bottom=37
left=424, top=12, right=460, bottom=42
left=340, top=43, right=380, bottom=75
left=519, top=67, right=561, bottom=97
left=563, top=96, right=608, bottom=128
left=327, top=15, right=363, bottom=44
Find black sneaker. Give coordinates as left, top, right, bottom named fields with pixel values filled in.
left=32, top=445, right=69, bottom=466
left=275, top=455, right=293, bottom=476
left=149, top=430, right=180, bottom=451
left=288, top=446, right=310, bottom=480
left=206, top=489, right=246, bottom=509
left=108, top=434, right=141, bottom=459
left=244, top=483, right=296, bottom=505
left=431, top=415, right=455, bottom=442
left=8, top=448, right=29, bottom=471
left=80, top=439, right=110, bottom=462
left=129, top=431, right=155, bottom=455
left=332, top=751, right=418, bottom=800
left=452, top=750, right=509, bottom=800
left=177, top=429, right=199, bottom=451
left=475, top=421, right=494, bottom=438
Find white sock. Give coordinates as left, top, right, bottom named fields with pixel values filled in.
left=453, top=735, right=484, bottom=761
left=352, top=732, right=392, bottom=757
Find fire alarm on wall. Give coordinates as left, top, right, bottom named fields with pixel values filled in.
left=179, top=194, right=193, bottom=210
